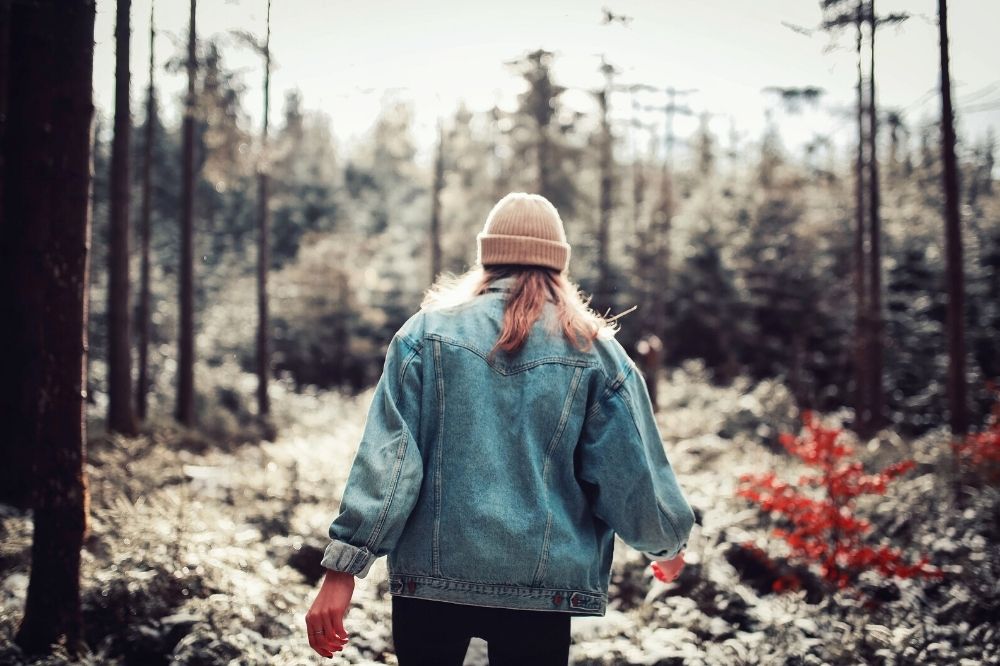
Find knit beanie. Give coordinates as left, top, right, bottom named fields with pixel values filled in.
left=476, top=192, right=571, bottom=272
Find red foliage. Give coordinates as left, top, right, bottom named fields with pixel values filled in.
left=952, top=383, right=1000, bottom=481
left=738, top=410, right=942, bottom=590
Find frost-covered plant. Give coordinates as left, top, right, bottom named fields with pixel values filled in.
left=737, top=410, right=942, bottom=591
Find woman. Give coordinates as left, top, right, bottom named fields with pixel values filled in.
left=305, top=192, right=695, bottom=664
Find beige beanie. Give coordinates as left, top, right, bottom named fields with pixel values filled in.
left=476, top=192, right=571, bottom=272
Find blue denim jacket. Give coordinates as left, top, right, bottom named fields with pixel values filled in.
left=320, top=276, right=695, bottom=616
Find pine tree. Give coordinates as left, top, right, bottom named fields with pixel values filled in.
left=6, top=0, right=95, bottom=655
left=107, top=0, right=138, bottom=435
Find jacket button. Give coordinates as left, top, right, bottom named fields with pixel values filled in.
left=552, top=593, right=563, bottom=605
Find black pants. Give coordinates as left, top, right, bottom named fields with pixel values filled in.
left=391, top=594, right=572, bottom=665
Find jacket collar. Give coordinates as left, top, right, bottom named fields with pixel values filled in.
left=484, top=275, right=518, bottom=293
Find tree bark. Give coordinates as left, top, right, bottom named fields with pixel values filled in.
left=429, top=119, right=445, bottom=281
left=0, top=0, right=8, bottom=225
left=176, top=0, right=196, bottom=426
left=107, top=0, right=137, bottom=435
left=256, top=0, right=271, bottom=424
left=137, top=0, right=155, bottom=420
left=866, top=0, right=885, bottom=432
left=938, top=0, right=968, bottom=434
left=597, top=86, right=613, bottom=310
left=10, top=0, right=95, bottom=656
left=0, top=0, right=36, bottom=509
left=852, top=2, right=871, bottom=437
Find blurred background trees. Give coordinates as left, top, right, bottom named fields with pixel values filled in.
left=70, top=0, right=1000, bottom=440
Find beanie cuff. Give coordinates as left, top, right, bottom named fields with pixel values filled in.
left=477, top=233, right=570, bottom=272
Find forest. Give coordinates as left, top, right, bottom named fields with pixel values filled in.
left=1, top=0, right=998, bottom=664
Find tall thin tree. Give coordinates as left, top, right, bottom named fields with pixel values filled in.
left=9, top=0, right=95, bottom=655
left=0, top=0, right=36, bottom=510
left=255, top=0, right=272, bottom=424
left=819, top=0, right=906, bottom=436
left=937, top=0, right=968, bottom=435
left=429, top=116, right=445, bottom=281
left=595, top=58, right=615, bottom=310
left=176, top=0, right=196, bottom=426
left=137, top=0, right=156, bottom=420
left=865, top=0, right=885, bottom=432
left=107, top=0, right=137, bottom=434
left=852, top=1, right=870, bottom=436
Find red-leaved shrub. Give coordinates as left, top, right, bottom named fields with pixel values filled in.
left=737, top=410, right=942, bottom=591
left=952, top=384, right=1000, bottom=482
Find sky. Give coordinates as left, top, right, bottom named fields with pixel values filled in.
left=92, top=0, right=999, bottom=167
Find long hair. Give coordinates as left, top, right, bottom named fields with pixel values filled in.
left=421, top=264, right=618, bottom=356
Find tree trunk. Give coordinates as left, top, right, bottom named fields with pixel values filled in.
left=137, top=0, right=155, bottom=421
left=176, top=0, right=196, bottom=426
left=938, top=0, right=968, bottom=435
left=430, top=119, right=444, bottom=281
left=10, top=0, right=95, bottom=656
left=107, top=0, right=137, bottom=435
left=0, top=0, right=36, bottom=510
left=256, top=0, right=271, bottom=425
left=0, top=0, right=8, bottom=224
left=866, top=0, right=885, bottom=432
left=852, top=2, right=871, bottom=437
left=597, top=87, right=613, bottom=310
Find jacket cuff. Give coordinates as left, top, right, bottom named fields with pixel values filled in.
left=320, top=540, right=376, bottom=578
left=641, top=541, right=686, bottom=561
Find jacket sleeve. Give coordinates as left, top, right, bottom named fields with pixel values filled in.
left=320, top=322, right=424, bottom=578
left=575, top=357, right=695, bottom=561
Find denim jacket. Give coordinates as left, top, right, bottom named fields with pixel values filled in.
left=320, top=276, right=695, bottom=616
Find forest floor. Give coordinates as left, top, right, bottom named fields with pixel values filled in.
left=1, top=363, right=998, bottom=665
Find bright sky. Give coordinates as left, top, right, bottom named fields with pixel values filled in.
left=93, top=0, right=999, bottom=166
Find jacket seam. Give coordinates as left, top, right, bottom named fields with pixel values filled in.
left=531, top=366, right=584, bottom=586
left=397, top=337, right=422, bottom=388
left=530, top=511, right=554, bottom=586
left=585, top=361, right=631, bottom=420
left=389, top=572, right=606, bottom=600
left=431, top=339, right=445, bottom=577
left=542, top=366, right=585, bottom=468
left=363, top=431, right=409, bottom=551
left=426, top=332, right=597, bottom=375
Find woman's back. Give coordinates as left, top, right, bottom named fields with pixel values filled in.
left=324, top=270, right=693, bottom=615
left=392, top=277, right=621, bottom=613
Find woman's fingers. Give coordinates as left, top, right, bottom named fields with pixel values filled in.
left=322, top=608, right=348, bottom=653
left=331, top=608, right=349, bottom=642
left=306, top=612, right=335, bottom=658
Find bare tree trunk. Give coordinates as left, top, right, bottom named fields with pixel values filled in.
left=0, top=0, right=37, bottom=510
left=597, top=86, right=613, bottom=309
left=866, top=0, right=885, bottom=432
left=11, top=0, right=95, bottom=656
left=938, top=0, right=968, bottom=435
left=137, top=0, right=155, bottom=420
left=176, top=0, right=196, bottom=426
left=429, top=118, right=444, bottom=281
left=107, top=0, right=137, bottom=435
left=852, top=3, right=871, bottom=437
left=255, top=0, right=271, bottom=425
left=0, top=0, right=8, bottom=224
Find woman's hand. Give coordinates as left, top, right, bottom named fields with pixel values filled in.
left=651, top=551, right=685, bottom=583
left=305, top=570, right=355, bottom=658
